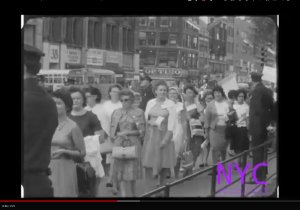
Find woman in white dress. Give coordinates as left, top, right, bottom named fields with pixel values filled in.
left=168, top=87, right=187, bottom=179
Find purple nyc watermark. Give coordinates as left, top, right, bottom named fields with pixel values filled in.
left=217, top=162, right=268, bottom=185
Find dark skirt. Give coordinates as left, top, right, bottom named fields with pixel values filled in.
left=234, top=127, right=250, bottom=153
left=189, top=135, right=205, bottom=159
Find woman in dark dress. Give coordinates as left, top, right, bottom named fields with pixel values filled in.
left=68, top=87, right=105, bottom=197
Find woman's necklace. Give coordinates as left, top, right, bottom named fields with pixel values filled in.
left=57, top=118, right=68, bottom=131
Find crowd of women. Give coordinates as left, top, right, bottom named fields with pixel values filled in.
left=47, top=80, right=254, bottom=197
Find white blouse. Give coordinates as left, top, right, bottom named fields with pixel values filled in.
left=233, top=102, right=249, bottom=128
left=214, top=101, right=229, bottom=126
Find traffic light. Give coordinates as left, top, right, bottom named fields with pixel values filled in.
left=260, top=47, right=267, bottom=67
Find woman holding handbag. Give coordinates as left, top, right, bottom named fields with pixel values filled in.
left=68, top=87, right=104, bottom=197
left=49, top=89, right=86, bottom=197
left=110, top=90, right=145, bottom=197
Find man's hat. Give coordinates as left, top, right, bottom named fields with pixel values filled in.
left=24, top=44, right=45, bottom=64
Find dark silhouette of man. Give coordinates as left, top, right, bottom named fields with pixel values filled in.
left=23, top=44, right=58, bottom=197
left=247, top=71, right=274, bottom=184
left=138, top=75, right=155, bottom=111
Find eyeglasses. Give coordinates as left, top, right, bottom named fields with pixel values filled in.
left=121, top=99, right=130, bottom=102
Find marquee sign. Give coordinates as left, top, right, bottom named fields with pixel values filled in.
left=144, top=67, right=182, bottom=76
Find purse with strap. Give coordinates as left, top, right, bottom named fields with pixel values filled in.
left=112, top=137, right=137, bottom=159
left=76, top=161, right=96, bottom=197
left=181, top=141, right=194, bottom=170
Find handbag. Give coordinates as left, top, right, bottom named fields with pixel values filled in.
left=100, top=139, right=114, bottom=154
left=76, top=161, right=96, bottom=196
left=181, top=142, right=194, bottom=170
left=111, top=138, right=137, bottom=159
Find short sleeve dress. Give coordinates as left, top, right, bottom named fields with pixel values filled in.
left=49, top=118, right=85, bottom=197
left=111, top=108, right=145, bottom=181
left=142, top=100, right=176, bottom=177
left=69, top=111, right=102, bottom=137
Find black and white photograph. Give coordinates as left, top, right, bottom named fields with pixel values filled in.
left=22, top=15, right=278, bottom=198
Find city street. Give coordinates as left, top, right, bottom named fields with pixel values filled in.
left=96, top=150, right=277, bottom=198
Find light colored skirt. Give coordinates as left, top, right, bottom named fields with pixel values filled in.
left=142, top=125, right=176, bottom=177
left=209, top=125, right=228, bottom=151
left=49, top=158, right=78, bottom=197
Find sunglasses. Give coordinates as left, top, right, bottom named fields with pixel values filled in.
left=121, top=98, right=130, bottom=102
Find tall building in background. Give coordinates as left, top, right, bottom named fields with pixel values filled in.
left=233, top=17, right=255, bottom=83
left=136, top=16, right=209, bottom=86
left=27, top=17, right=139, bottom=84
left=207, top=16, right=228, bottom=82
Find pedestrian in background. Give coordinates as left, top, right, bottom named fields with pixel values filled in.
left=68, top=87, right=104, bottom=196
left=168, top=87, right=187, bottom=179
left=142, top=80, right=176, bottom=194
left=247, top=72, right=274, bottom=184
left=204, top=86, right=230, bottom=168
left=139, top=76, right=155, bottom=112
left=102, top=84, right=123, bottom=194
left=23, top=44, right=58, bottom=197
left=110, top=90, right=145, bottom=197
left=198, top=90, right=214, bottom=168
left=226, top=90, right=238, bottom=157
left=184, top=85, right=204, bottom=171
left=49, top=89, right=86, bottom=197
left=233, top=89, right=250, bottom=166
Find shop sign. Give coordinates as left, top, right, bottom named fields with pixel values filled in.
left=106, top=51, right=122, bottom=65
left=67, top=48, right=81, bottom=64
left=144, top=67, right=182, bottom=76
left=49, top=44, right=60, bottom=63
left=87, top=49, right=104, bottom=66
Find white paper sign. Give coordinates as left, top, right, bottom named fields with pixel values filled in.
left=49, top=45, right=60, bottom=63
left=218, top=73, right=239, bottom=97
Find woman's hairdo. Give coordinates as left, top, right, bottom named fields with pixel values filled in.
left=52, top=89, right=73, bottom=113
left=119, top=89, right=135, bottom=101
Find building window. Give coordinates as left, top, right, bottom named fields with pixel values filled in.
left=73, top=18, right=83, bottom=45
left=128, top=29, right=134, bottom=52
left=24, top=24, right=35, bottom=46
left=94, top=22, right=102, bottom=48
left=139, top=18, right=147, bottom=26
left=160, top=17, right=169, bottom=27
left=147, top=32, right=156, bottom=46
left=148, top=17, right=156, bottom=27
left=187, top=35, right=191, bottom=48
left=169, top=34, right=177, bottom=46
left=88, top=21, right=94, bottom=47
left=140, top=49, right=156, bottom=66
left=158, top=50, right=177, bottom=67
left=192, top=36, right=198, bottom=49
left=112, top=25, right=119, bottom=50
left=65, top=18, right=73, bottom=44
left=123, top=27, right=128, bottom=51
left=139, top=31, right=146, bottom=46
left=160, top=32, right=169, bottom=46
left=187, top=53, right=192, bottom=67
left=51, top=18, right=62, bottom=42
left=106, top=24, right=112, bottom=50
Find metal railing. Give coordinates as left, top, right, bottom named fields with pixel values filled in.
left=140, top=139, right=277, bottom=197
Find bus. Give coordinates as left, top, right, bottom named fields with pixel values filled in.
left=38, top=68, right=116, bottom=100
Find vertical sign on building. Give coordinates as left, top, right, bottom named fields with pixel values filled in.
left=49, top=44, right=60, bottom=63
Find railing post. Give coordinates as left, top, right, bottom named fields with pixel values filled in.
left=241, top=152, right=247, bottom=197
left=262, top=144, right=267, bottom=194
left=164, top=184, right=170, bottom=197
left=210, top=165, right=217, bottom=197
